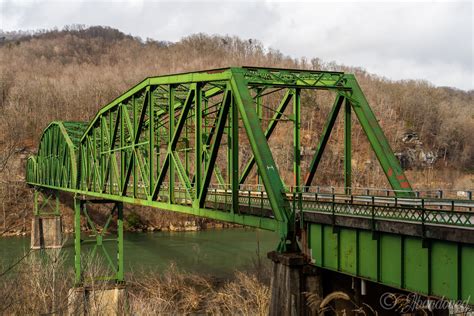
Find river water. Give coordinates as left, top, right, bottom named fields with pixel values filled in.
left=0, top=228, right=278, bottom=277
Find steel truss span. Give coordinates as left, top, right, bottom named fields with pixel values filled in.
left=26, top=67, right=473, bottom=301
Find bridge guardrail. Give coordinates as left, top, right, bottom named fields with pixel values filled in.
left=204, top=185, right=474, bottom=229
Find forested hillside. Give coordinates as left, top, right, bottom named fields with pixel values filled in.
left=0, top=25, right=472, bottom=234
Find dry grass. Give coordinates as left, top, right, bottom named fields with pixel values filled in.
left=0, top=250, right=270, bottom=315
left=128, top=263, right=215, bottom=314
left=128, top=263, right=270, bottom=315
left=208, top=271, right=270, bottom=315
left=0, top=249, right=73, bottom=315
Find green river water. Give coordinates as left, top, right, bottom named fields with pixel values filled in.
left=0, top=228, right=278, bottom=277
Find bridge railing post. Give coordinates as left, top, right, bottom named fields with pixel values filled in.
left=292, top=191, right=296, bottom=215
left=421, top=198, right=426, bottom=240
left=468, top=191, right=472, bottom=212
left=298, top=191, right=303, bottom=209
left=438, top=190, right=443, bottom=210
left=332, top=193, right=336, bottom=226
left=248, top=190, right=251, bottom=209
left=214, top=188, right=218, bottom=210
left=371, top=196, right=375, bottom=232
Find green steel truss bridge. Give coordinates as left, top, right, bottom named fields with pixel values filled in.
left=26, top=67, right=473, bottom=303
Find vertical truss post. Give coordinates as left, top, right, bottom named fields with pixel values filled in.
left=169, top=85, right=175, bottom=203
left=120, top=104, right=125, bottom=191
left=108, top=111, right=113, bottom=193
left=293, top=88, right=301, bottom=191
left=149, top=87, right=155, bottom=197
left=231, top=92, right=239, bottom=214
left=194, top=83, right=203, bottom=200
left=74, top=196, right=81, bottom=285
left=78, top=145, right=82, bottom=190
left=92, top=130, right=97, bottom=192
left=185, top=114, right=189, bottom=177
left=100, top=119, right=105, bottom=191
left=156, top=109, right=161, bottom=179
left=204, top=97, right=208, bottom=168
left=132, top=95, right=138, bottom=197
left=344, top=98, right=352, bottom=193
left=256, top=88, right=263, bottom=186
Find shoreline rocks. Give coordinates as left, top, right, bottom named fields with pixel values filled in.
left=1, top=220, right=242, bottom=238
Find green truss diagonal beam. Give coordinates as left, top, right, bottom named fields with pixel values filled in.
left=343, top=74, right=414, bottom=197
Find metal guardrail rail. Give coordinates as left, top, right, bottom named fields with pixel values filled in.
left=201, top=186, right=474, bottom=229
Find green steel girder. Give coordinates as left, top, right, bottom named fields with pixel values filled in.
left=26, top=66, right=416, bottom=239
left=27, top=121, right=88, bottom=189
left=307, top=223, right=473, bottom=302
left=26, top=66, right=424, bottom=282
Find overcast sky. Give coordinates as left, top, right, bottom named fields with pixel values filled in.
left=1, top=0, right=473, bottom=90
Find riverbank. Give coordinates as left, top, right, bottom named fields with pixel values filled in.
left=0, top=220, right=241, bottom=237
left=0, top=185, right=242, bottom=238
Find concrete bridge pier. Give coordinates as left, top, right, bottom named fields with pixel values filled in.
left=30, top=215, right=63, bottom=249
left=30, top=189, right=63, bottom=249
left=68, top=285, right=127, bottom=315
left=268, top=251, right=322, bottom=316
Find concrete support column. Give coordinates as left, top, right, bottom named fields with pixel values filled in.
left=268, top=251, right=322, bottom=316
left=68, top=285, right=127, bottom=316
left=30, top=215, right=62, bottom=249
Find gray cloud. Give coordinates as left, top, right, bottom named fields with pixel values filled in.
left=1, top=0, right=472, bottom=90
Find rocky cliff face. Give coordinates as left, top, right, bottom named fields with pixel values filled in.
left=395, top=132, right=438, bottom=169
